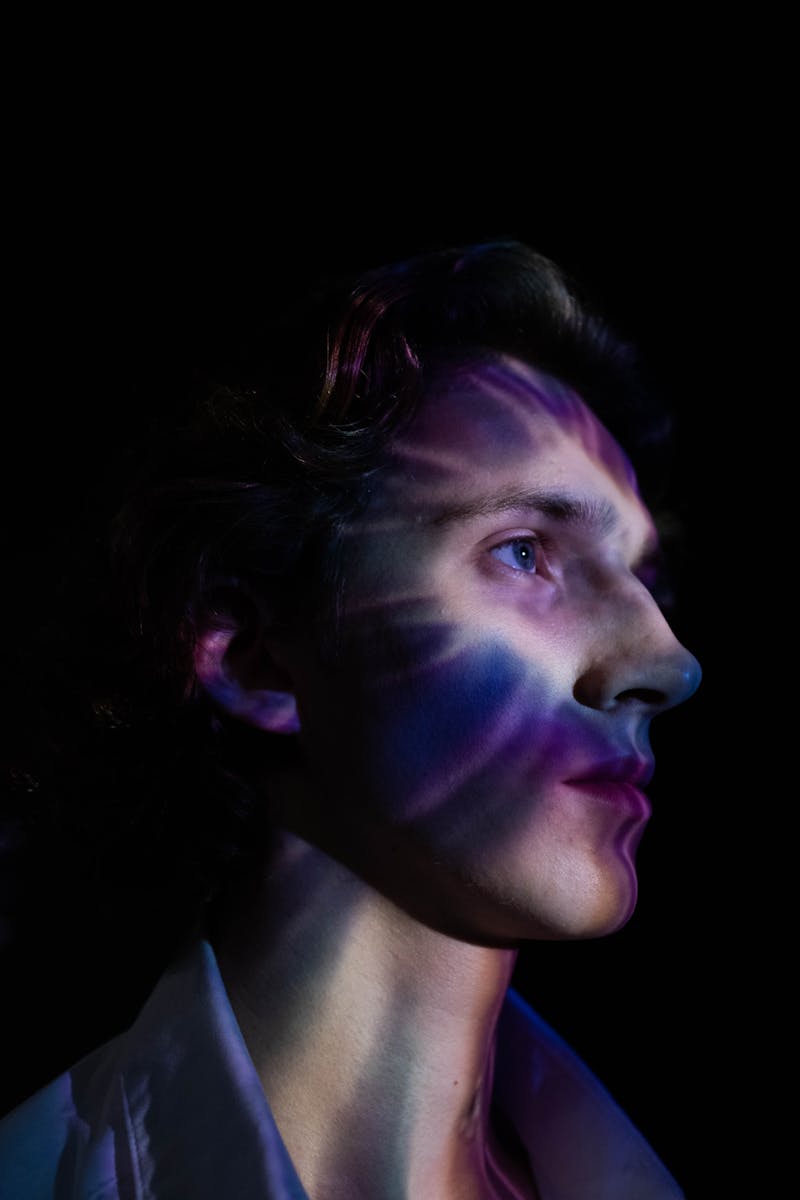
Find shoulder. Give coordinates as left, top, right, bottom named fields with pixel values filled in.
left=0, top=1033, right=127, bottom=1200
left=0, top=1071, right=72, bottom=1198
left=0, top=937, right=308, bottom=1200
left=495, top=988, right=686, bottom=1200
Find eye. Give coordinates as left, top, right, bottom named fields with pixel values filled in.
left=489, top=536, right=540, bottom=574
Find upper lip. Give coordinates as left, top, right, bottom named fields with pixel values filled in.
left=564, top=756, right=655, bottom=788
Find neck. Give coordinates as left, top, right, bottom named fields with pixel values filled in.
left=208, top=829, right=527, bottom=1200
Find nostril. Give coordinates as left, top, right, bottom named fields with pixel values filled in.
left=616, top=686, right=667, bottom=707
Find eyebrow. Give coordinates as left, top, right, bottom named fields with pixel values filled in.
left=429, top=487, right=621, bottom=538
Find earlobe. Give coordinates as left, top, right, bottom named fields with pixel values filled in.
left=194, top=626, right=302, bottom=734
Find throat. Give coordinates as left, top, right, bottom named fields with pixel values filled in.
left=225, top=966, right=540, bottom=1198
left=208, top=832, right=533, bottom=1196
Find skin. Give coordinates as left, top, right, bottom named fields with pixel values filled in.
left=201, top=355, right=701, bottom=1199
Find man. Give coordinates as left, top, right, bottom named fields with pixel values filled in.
left=0, top=240, right=701, bottom=1197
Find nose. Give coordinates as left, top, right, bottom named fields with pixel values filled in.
left=573, top=584, right=702, bottom=715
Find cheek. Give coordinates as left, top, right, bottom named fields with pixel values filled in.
left=326, top=623, right=574, bottom=827
left=295, top=618, right=642, bottom=940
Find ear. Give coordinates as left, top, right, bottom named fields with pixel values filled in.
left=193, top=588, right=301, bottom=735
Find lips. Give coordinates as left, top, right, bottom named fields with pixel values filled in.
left=561, top=756, right=654, bottom=819
left=563, top=755, right=655, bottom=789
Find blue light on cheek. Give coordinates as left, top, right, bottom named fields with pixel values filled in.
left=365, top=636, right=531, bottom=797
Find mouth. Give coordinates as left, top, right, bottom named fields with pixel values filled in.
left=562, top=778, right=651, bottom=818
left=564, top=755, right=655, bottom=789
left=562, top=757, right=654, bottom=816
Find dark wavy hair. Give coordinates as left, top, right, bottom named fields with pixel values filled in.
left=3, top=240, right=675, bottom=993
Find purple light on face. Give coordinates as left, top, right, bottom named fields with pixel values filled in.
left=312, top=348, right=696, bottom=942
left=417, top=356, right=641, bottom=496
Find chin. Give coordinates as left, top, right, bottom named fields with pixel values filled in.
left=565, top=876, right=639, bottom=940
left=565, top=830, right=644, bottom=938
left=514, top=862, right=640, bottom=942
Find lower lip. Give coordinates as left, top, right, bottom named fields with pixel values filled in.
left=563, top=780, right=651, bottom=818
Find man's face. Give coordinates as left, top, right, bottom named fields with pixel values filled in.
left=281, top=356, right=701, bottom=945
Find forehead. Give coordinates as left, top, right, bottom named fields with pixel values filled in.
left=369, top=355, right=651, bottom=534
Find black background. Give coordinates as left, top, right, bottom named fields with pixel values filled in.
left=0, top=91, right=777, bottom=1197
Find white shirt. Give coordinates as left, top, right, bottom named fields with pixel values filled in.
left=0, top=937, right=684, bottom=1199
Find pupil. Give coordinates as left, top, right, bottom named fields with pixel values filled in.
left=514, top=542, right=533, bottom=569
